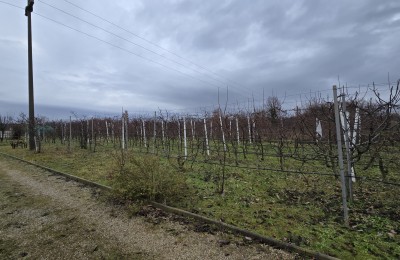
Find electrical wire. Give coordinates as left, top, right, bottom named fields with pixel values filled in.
left=0, top=0, right=23, bottom=10
left=38, top=0, right=249, bottom=97
left=60, top=0, right=247, bottom=91
left=32, top=12, right=232, bottom=91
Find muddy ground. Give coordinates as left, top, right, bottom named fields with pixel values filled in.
left=0, top=157, right=295, bottom=259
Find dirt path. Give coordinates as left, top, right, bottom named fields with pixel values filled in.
left=0, top=157, right=294, bottom=259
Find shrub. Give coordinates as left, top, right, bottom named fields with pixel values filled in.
left=112, top=151, right=193, bottom=205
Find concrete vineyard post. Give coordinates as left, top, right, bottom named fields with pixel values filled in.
left=183, top=117, right=187, bottom=159
left=203, top=118, right=210, bottom=156
left=153, top=112, right=156, bottom=153
left=333, top=85, right=349, bottom=227
left=341, top=94, right=353, bottom=202
left=191, top=119, right=195, bottom=141
left=142, top=119, right=147, bottom=148
left=219, top=109, right=227, bottom=152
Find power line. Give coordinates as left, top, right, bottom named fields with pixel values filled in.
left=32, top=12, right=231, bottom=91
left=1, top=1, right=397, bottom=115
left=0, top=0, right=23, bottom=10
left=60, top=0, right=247, bottom=91
left=38, top=0, right=249, bottom=97
left=0, top=0, right=247, bottom=96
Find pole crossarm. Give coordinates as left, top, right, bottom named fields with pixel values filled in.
left=25, top=0, right=34, bottom=16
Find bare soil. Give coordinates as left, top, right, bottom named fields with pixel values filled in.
left=0, top=157, right=294, bottom=259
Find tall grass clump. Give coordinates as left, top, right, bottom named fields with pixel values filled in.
left=111, top=151, right=193, bottom=205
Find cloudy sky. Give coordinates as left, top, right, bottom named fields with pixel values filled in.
left=0, top=0, right=399, bottom=119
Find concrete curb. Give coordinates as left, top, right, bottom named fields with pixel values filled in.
left=1, top=152, right=339, bottom=260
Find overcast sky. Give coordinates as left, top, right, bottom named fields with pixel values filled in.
left=0, top=0, right=399, bottom=119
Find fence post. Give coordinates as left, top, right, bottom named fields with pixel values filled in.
left=333, top=85, right=349, bottom=227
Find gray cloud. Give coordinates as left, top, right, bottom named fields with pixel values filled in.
left=0, top=0, right=399, bottom=118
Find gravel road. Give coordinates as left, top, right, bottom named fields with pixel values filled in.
left=0, top=157, right=295, bottom=259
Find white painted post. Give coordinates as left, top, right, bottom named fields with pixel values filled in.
left=333, top=85, right=349, bottom=227
left=350, top=108, right=360, bottom=182
left=219, top=109, right=227, bottom=152
left=142, top=119, right=147, bottom=148
left=341, top=95, right=353, bottom=202
left=191, top=119, right=195, bottom=141
left=247, top=115, right=252, bottom=143
left=203, top=118, right=210, bottom=156
left=316, top=118, right=322, bottom=140
left=352, top=108, right=360, bottom=145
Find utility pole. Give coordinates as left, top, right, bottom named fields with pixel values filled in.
left=25, top=0, right=35, bottom=150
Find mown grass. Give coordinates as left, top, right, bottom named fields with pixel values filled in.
left=1, top=140, right=399, bottom=259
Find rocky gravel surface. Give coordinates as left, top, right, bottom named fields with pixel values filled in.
left=0, top=157, right=295, bottom=259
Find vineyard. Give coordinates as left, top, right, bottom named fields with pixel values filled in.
left=1, top=84, right=400, bottom=259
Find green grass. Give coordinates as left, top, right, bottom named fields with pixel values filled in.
left=1, top=139, right=399, bottom=259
